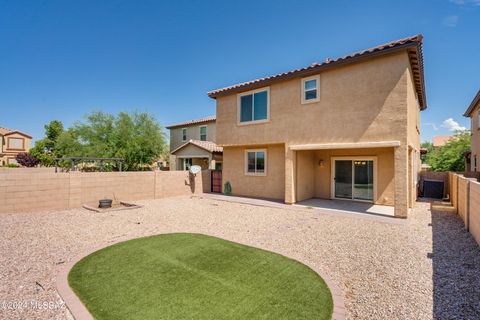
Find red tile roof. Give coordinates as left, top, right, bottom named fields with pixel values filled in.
left=208, top=35, right=427, bottom=109
left=171, top=139, right=223, bottom=154
left=0, top=127, right=32, bottom=138
left=433, top=136, right=453, bottom=147
left=463, top=89, right=480, bottom=117
left=165, top=115, right=216, bottom=129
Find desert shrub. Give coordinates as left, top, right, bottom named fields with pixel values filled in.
left=15, top=152, right=39, bottom=167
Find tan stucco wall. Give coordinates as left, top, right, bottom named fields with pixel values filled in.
left=296, top=150, right=315, bottom=202
left=470, top=105, right=480, bottom=171
left=169, top=121, right=216, bottom=152
left=0, top=133, right=32, bottom=166
left=222, top=144, right=285, bottom=200
left=216, top=51, right=411, bottom=146
left=406, top=63, right=422, bottom=207
left=310, top=148, right=395, bottom=206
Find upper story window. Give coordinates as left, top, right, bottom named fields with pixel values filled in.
left=477, top=111, right=480, bottom=129
left=200, top=126, right=207, bottom=141
left=182, top=128, right=187, bottom=141
left=238, top=87, right=269, bottom=124
left=301, top=75, right=320, bottom=104
left=245, top=149, right=266, bottom=176
left=7, top=137, right=24, bottom=150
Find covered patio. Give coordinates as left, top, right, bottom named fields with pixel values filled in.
left=285, top=141, right=412, bottom=218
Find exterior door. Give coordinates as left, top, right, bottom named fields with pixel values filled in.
left=211, top=170, right=222, bottom=193
left=333, top=159, right=374, bottom=202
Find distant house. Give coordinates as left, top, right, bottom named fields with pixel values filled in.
left=432, top=136, right=453, bottom=147
left=208, top=35, right=427, bottom=218
left=166, top=116, right=223, bottom=171
left=0, top=127, right=32, bottom=166
left=463, top=89, right=480, bottom=172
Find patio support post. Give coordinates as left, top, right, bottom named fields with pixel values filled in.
left=394, top=145, right=409, bottom=218
left=285, top=146, right=296, bottom=204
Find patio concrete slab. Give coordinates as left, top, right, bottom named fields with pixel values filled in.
left=295, top=198, right=395, bottom=217
left=203, top=193, right=397, bottom=221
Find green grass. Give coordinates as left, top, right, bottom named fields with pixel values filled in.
left=68, top=233, right=333, bottom=320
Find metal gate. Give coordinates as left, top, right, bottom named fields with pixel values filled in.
left=211, top=170, right=222, bottom=193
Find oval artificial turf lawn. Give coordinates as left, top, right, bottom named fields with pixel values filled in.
left=68, top=233, right=333, bottom=320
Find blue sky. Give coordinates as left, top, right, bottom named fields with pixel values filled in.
left=0, top=0, right=479, bottom=143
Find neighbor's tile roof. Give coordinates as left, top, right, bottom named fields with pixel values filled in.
left=165, top=115, right=216, bottom=129
left=433, top=136, right=453, bottom=147
left=463, top=89, right=480, bottom=117
left=0, top=127, right=32, bottom=138
left=171, top=139, right=223, bottom=154
left=208, top=34, right=427, bottom=109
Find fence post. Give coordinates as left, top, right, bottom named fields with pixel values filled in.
left=466, top=180, right=470, bottom=231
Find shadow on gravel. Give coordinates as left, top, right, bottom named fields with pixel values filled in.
left=430, top=201, right=480, bottom=319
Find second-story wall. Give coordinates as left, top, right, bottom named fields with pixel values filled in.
left=215, top=51, right=414, bottom=147
left=169, top=122, right=216, bottom=151
left=1, top=133, right=32, bottom=153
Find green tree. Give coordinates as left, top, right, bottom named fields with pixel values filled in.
left=29, top=120, right=65, bottom=166
left=426, top=131, right=471, bottom=172
left=420, top=141, right=433, bottom=163
left=55, top=111, right=166, bottom=171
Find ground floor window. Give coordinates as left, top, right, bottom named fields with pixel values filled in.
left=245, top=149, right=266, bottom=175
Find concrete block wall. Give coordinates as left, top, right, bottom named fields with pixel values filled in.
left=458, top=177, right=468, bottom=227
left=0, top=169, right=210, bottom=213
left=0, top=170, right=70, bottom=212
left=449, top=172, right=480, bottom=246
left=469, top=181, right=480, bottom=245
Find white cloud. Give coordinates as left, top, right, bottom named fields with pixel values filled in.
left=443, top=15, right=459, bottom=27
left=441, top=118, right=467, bottom=131
left=423, top=122, right=439, bottom=131
left=450, top=0, right=480, bottom=5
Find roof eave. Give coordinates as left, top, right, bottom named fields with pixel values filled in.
left=463, top=90, right=480, bottom=117
left=165, top=119, right=216, bottom=130
left=208, top=40, right=426, bottom=110
left=3, top=130, right=33, bottom=139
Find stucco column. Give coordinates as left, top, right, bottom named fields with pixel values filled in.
left=394, top=145, right=409, bottom=218
left=285, top=146, right=296, bottom=204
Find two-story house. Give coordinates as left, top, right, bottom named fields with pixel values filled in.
left=208, top=35, right=427, bottom=218
left=0, top=127, right=32, bottom=166
left=166, top=115, right=223, bottom=170
left=463, top=89, right=480, bottom=172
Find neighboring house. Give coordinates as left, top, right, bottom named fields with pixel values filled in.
left=208, top=35, right=427, bottom=218
left=432, top=136, right=453, bottom=147
left=166, top=116, right=223, bottom=171
left=0, top=127, right=32, bottom=166
left=463, top=89, right=480, bottom=172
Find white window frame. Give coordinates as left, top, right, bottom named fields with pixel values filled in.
left=199, top=125, right=207, bottom=141
left=181, top=128, right=187, bottom=141
left=237, top=87, right=270, bottom=126
left=301, top=75, right=320, bottom=104
left=477, top=111, right=480, bottom=130
left=244, top=149, right=267, bottom=176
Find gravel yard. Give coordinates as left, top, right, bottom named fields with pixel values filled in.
left=1, top=196, right=479, bottom=319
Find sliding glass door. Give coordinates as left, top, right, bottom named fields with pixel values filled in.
left=334, top=159, right=374, bottom=202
